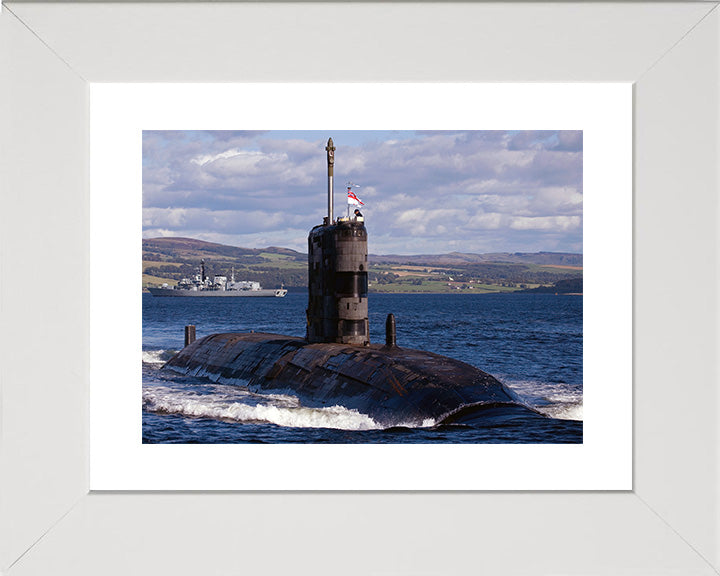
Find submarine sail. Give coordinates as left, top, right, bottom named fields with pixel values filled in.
left=164, top=138, right=542, bottom=427
left=307, top=137, right=369, bottom=345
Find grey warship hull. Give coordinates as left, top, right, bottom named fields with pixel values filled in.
left=147, top=287, right=287, bottom=297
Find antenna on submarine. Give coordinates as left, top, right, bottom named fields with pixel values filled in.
left=325, top=138, right=335, bottom=224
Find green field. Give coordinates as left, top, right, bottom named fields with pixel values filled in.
left=248, top=253, right=305, bottom=270
left=369, top=279, right=522, bottom=294
left=142, top=272, right=177, bottom=287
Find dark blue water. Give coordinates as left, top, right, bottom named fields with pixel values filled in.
left=143, top=292, right=582, bottom=443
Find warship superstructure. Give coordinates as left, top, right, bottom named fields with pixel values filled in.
left=148, top=262, right=287, bottom=297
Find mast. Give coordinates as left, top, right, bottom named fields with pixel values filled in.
left=325, top=138, right=335, bottom=224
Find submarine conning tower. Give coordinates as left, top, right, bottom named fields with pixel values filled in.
left=306, top=138, right=370, bottom=346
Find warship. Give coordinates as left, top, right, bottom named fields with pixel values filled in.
left=147, top=262, right=287, bottom=297
left=164, top=138, right=544, bottom=427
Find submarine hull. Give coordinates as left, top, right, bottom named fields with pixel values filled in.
left=164, top=332, right=538, bottom=427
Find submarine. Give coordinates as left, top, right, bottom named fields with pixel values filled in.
left=164, top=138, right=547, bottom=428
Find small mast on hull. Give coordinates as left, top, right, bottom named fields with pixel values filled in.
left=306, top=138, right=369, bottom=346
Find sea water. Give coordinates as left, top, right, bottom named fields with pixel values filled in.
left=142, top=292, right=583, bottom=443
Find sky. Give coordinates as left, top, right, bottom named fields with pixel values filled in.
left=142, top=130, right=582, bottom=255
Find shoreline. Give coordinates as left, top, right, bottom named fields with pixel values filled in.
left=142, top=289, right=583, bottom=296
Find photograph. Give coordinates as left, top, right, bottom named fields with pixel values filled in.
left=142, top=130, right=583, bottom=444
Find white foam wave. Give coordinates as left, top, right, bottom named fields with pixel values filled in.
left=503, top=379, right=583, bottom=422
left=143, top=386, right=383, bottom=430
left=542, top=402, right=583, bottom=421
left=142, top=349, right=177, bottom=365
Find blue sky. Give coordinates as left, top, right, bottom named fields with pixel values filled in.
left=143, top=130, right=582, bottom=255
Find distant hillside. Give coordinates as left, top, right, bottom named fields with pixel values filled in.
left=143, top=237, right=304, bottom=263
left=142, top=237, right=583, bottom=293
left=369, top=251, right=582, bottom=267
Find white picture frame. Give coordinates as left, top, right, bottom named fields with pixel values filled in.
left=90, top=83, right=630, bottom=491
left=2, top=2, right=718, bottom=574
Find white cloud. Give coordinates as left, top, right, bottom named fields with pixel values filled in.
left=509, top=215, right=581, bottom=231
left=190, top=148, right=247, bottom=166
left=467, top=212, right=504, bottom=230
left=143, top=130, right=583, bottom=254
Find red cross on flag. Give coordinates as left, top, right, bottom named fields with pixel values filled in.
left=347, top=189, right=364, bottom=206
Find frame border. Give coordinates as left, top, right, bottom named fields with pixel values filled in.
left=1, top=2, right=718, bottom=574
